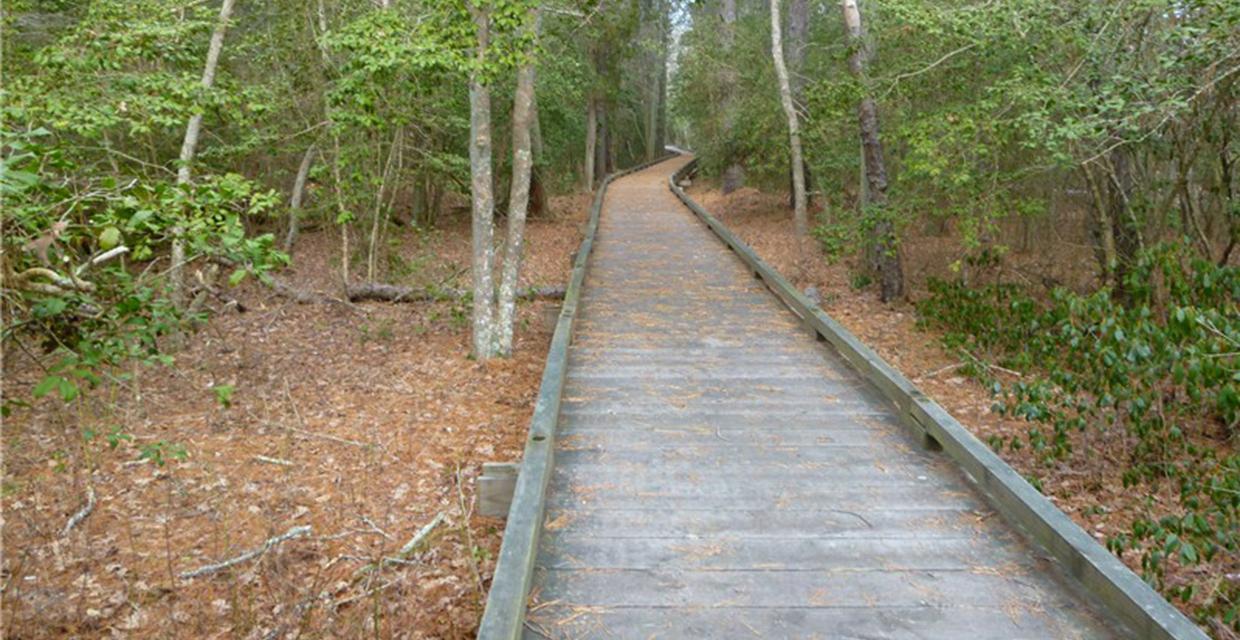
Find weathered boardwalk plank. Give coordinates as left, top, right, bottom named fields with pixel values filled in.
left=524, top=157, right=1126, bottom=638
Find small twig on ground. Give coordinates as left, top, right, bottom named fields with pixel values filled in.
left=62, top=486, right=96, bottom=537
left=332, top=579, right=398, bottom=610
left=254, top=455, right=293, bottom=467
left=360, top=516, right=392, bottom=540
left=179, top=525, right=311, bottom=579
left=352, top=512, right=445, bottom=578
left=914, top=362, right=965, bottom=382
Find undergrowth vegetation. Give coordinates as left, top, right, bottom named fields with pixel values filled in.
left=918, top=245, right=1239, bottom=629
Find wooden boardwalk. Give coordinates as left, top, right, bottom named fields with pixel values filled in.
left=523, top=157, right=1126, bottom=638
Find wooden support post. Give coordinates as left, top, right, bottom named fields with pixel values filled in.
left=480, top=462, right=521, bottom=518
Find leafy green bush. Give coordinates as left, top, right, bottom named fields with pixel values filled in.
left=2, top=127, right=286, bottom=416
left=918, top=244, right=1238, bottom=628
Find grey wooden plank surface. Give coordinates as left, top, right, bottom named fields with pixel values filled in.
left=525, top=157, right=1128, bottom=638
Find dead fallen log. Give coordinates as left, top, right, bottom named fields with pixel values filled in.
left=346, top=282, right=565, bottom=303
left=269, top=280, right=566, bottom=305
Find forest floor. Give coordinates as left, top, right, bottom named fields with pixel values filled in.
left=1, top=193, right=590, bottom=639
left=689, top=183, right=1237, bottom=636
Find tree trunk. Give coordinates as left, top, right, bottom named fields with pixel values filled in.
left=283, top=144, right=317, bottom=252
left=842, top=0, right=903, bottom=302
left=720, top=0, right=744, bottom=194
left=496, top=8, right=541, bottom=356
left=367, top=128, right=402, bottom=282
left=531, top=92, right=544, bottom=166
left=468, top=7, right=498, bottom=359
left=656, top=14, right=669, bottom=153
left=641, top=0, right=662, bottom=162
left=769, top=0, right=807, bottom=236
left=595, top=103, right=610, bottom=182
left=584, top=96, right=597, bottom=192
left=785, top=0, right=811, bottom=209
left=171, top=0, right=237, bottom=308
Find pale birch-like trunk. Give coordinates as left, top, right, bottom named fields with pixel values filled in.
left=331, top=136, right=351, bottom=291
left=283, top=144, right=317, bottom=252
left=842, top=0, right=903, bottom=302
left=785, top=0, right=811, bottom=209
left=468, top=7, right=498, bottom=359
left=367, top=128, right=402, bottom=282
left=496, top=9, right=542, bottom=356
left=584, top=96, right=597, bottom=192
left=720, top=0, right=744, bottom=194
left=171, top=0, right=237, bottom=308
left=769, top=0, right=807, bottom=236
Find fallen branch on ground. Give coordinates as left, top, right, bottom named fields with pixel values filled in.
left=179, top=525, right=311, bottom=579
left=254, top=455, right=293, bottom=467
left=352, top=512, right=445, bottom=578
left=62, top=486, right=96, bottom=537
left=347, top=283, right=565, bottom=303
left=914, top=362, right=966, bottom=381
left=268, top=280, right=565, bottom=305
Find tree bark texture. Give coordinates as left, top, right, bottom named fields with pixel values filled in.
left=171, top=0, right=237, bottom=308
left=283, top=144, right=317, bottom=252
left=769, top=0, right=808, bottom=236
left=584, top=96, right=597, bottom=192
left=785, top=0, right=812, bottom=209
left=842, top=0, right=903, bottom=302
left=468, top=7, right=497, bottom=358
left=719, top=0, right=744, bottom=194
left=496, top=9, right=541, bottom=356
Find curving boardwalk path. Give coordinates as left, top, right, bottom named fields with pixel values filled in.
left=524, top=156, right=1126, bottom=638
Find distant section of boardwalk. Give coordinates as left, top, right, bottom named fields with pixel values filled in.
left=525, top=156, right=1125, bottom=638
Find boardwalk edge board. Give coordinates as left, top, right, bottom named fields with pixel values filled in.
left=477, top=152, right=679, bottom=640
left=667, top=159, right=1208, bottom=640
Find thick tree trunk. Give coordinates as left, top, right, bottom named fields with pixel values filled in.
left=842, top=0, right=903, bottom=302
left=584, top=96, right=597, bottom=192
left=496, top=9, right=541, bottom=356
left=283, top=144, right=317, bottom=252
left=769, top=0, right=807, bottom=236
left=468, top=8, right=498, bottom=358
left=172, top=0, right=237, bottom=308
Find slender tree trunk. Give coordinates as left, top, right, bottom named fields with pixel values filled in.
left=367, top=128, right=402, bottom=282
left=283, top=144, right=317, bottom=252
left=769, top=0, right=807, bottom=236
left=641, top=0, right=661, bottom=161
left=331, top=136, right=351, bottom=292
left=842, top=0, right=903, bottom=302
left=584, top=96, right=597, bottom=192
left=656, top=8, right=669, bottom=153
left=720, top=0, right=744, bottom=194
left=496, top=9, right=542, bottom=356
left=595, top=103, right=610, bottom=181
left=171, top=0, right=237, bottom=308
left=468, top=7, right=498, bottom=358
left=785, top=0, right=811, bottom=209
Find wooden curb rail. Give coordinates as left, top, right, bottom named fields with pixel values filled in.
left=667, top=158, right=1208, bottom=640
left=477, top=152, right=679, bottom=640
